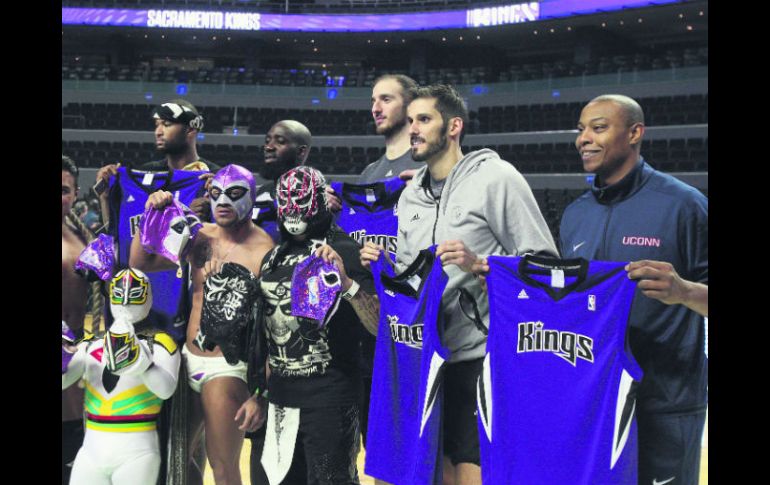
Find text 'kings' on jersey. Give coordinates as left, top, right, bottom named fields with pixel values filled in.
left=365, top=246, right=450, bottom=485
left=478, top=255, right=641, bottom=485
left=331, top=176, right=405, bottom=262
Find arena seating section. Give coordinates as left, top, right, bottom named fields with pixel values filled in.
left=62, top=47, right=707, bottom=87
left=61, top=135, right=708, bottom=175
left=61, top=94, right=707, bottom=135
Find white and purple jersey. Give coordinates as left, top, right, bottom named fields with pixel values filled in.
left=365, top=246, right=449, bottom=485
left=479, top=255, right=641, bottom=485
left=331, top=176, right=404, bottom=261
left=108, top=167, right=207, bottom=342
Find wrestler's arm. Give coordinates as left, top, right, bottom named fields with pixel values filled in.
left=140, top=334, right=182, bottom=400
left=129, top=226, right=178, bottom=273
left=129, top=190, right=192, bottom=273
left=348, top=291, right=379, bottom=336
left=316, top=243, right=380, bottom=336
left=62, top=342, right=87, bottom=390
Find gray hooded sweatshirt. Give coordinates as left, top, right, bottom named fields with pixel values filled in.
left=396, top=148, right=558, bottom=362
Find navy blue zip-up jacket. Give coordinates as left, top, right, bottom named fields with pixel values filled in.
left=560, top=159, right=707, bottom=414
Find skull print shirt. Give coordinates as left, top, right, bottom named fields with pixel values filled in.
left=258, top=229, right=375, bottom=408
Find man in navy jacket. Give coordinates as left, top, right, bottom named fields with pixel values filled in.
left=560, top=94, right=708, bottom=485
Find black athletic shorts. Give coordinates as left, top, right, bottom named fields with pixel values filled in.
left=62, top=419, right=84, bottom=484
left=637, top=409, right=707, bottom=485
left=249, top=425, right=307, bottom=485
left=443, top=358, right=483, bottom=466
left=252, top=404, right=360, bottom=485
left=301, top=404, right=361, bottom=485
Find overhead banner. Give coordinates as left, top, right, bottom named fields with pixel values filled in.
left=61, top=1, right=681, bottom=32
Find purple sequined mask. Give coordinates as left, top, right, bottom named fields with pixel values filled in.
left=210, top=164, right=257, bottom=223
left=74, top=233, right=116, bottom=281
left=291, top=255, right=342, bottom=325
left=140, top=199, right=202, bottom=264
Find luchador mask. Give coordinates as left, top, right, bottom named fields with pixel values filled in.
left=109, top=268, right=153, bottom=324
left=140, top=199, right=201, bottom=264
left=209, top=164, right=257, bottom=223
left=276, top=166, right=329, bottom=236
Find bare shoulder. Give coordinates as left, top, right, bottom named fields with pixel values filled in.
left=249, top=224, right=275, bottom=246
left=247, top=225, right=275, bottom=275
left=198, top=223, right=218, bottom=238
left=189, top=223, right=216, bottom=269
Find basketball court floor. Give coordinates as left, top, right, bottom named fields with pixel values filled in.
left=203, top=419, right=708, bottom=484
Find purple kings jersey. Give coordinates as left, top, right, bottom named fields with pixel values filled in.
left=331, top=177, right=404, bottom=262
left=479, top=255, right=641, bottom=485
left=108, top=167, right=207, bottom=342
left=365, top=246, right=449, bottom=485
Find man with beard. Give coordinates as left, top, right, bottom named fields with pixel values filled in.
left=95, top=99, right=220, bottom=225
left=253, top=120, right=312, bottom=243
left=359, top=74, right=422, bottom=183
left=360, top=85, right=556, bottom=485
left=324, top=75, right=422, bottom=460
left=327, top=74, right=422, bottom=211
left=131, top=164, right=275, bottom=485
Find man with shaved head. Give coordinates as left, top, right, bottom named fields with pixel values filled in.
left=252, top=120, right=313, bottom=243
left=249, top=120, right=314, bottom=485
left=560, top=94, right=708, bottom=485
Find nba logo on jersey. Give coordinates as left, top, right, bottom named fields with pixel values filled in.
left=480, top=255, right=642, bottom=485
left=308, top=276, right=320, bottom=305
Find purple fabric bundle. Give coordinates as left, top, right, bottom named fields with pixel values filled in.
left=291, top=255, right=342, bottom=325
left=62, top=321, right=76, bottom=374
left=139, top=199, right=202, bottom=264
left=74, top=233, right=116, bottom=281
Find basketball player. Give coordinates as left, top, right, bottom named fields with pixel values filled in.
left=253, top=119, right=312, bottom=242
left=94, top=99, right=220, bottom=225
left=361, top=84, right=557, bottom=485
left=559, top=94, right=708, bottom=485
left=326, top=74, right=422, bottom=209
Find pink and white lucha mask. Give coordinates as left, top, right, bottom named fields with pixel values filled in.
left=209, top=164, right=257, bottom=223
left=276, top=166, right=328, bottom=236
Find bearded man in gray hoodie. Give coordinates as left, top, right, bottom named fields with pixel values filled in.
left=361, top=84, right=557, bottom=485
